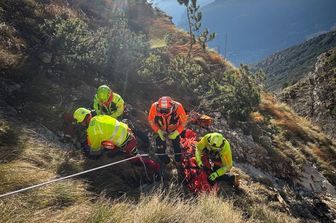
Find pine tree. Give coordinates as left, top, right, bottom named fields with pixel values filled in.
left=177, top=0, right=215, bottom=57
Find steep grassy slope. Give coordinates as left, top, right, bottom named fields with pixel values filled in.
left=0, top=0, right=336, bottom=222
left=0, top=100, right=300, bottom=223
left=255, top=31, right=336, bottom=91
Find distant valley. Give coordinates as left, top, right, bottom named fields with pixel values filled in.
left=255, top=30, right=336, bottom=91
left=153, top=0, right=336, bottom=65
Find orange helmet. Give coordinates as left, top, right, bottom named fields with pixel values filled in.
left=157, top=96, right=173, bottom=115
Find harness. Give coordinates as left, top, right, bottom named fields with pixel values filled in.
left=204, top=148, right=222, bottom=168
left=99, top=94, right=117, bottom=115
left=154, top=104, right=179, bottom=132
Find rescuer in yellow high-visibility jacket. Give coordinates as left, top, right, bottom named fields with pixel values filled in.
left=72, top=107, right=160, bottom=172
left=87, top=115, right=129, bottom=151
left=195, top=133, right=233, bottom=182
left=73, top=107, right=132, bottom=154
left=93, top=85, right=124, bottom=119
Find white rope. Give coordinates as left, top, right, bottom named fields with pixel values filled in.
left=155, top=153, right=183, bottom=156
left=0, top=154, right=149, bottom=199
left=0, top=152, right=186, bottom=199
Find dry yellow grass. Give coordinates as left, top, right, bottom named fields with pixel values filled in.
left=43, top=2, right=79, bottom=18
left=259, top=93, right=336, bottom=184
left=0, top=48, right=22, bottom=70
left=149, top=38, right=167, bottom=49
left=250, top=111, right=265, bottom=123
left=86, top=192, right=251, bottom=223
left=0, top=121, right=299, bottom=223
left=0, top=1, right=328, bottom=222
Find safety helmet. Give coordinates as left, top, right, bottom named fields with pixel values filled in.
left=73, top=107, right=91, bottom=123
left=157, top=96, right=173, bottom=115
left=208, top=133, right=225, bottom=150
left=97, top=85, right=112, bottom=103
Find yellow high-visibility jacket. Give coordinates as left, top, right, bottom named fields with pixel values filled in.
left=87, top=115, right=129, bottom=151
left=93, top=93, right=124, bottom=119
left=195, top=133, right=233, bottom=177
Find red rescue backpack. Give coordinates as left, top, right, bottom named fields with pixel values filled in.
left=180, top=129, right=219, bottom=194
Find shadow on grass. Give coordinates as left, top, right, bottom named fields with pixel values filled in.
left=57, top=148, right=159, bottom=201
left=0, top=121, right=24, bottom=163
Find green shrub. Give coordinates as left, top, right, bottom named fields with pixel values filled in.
left=103, top=12, right=149, bottom=83
left=138, top=53, right=165, bottom=78
left=168, top=55, right=205, bottom=90
left=205, top=66, right=261, bottom=120
left=164, top=33, right=174, bottom=45
left=41, top=17, right=107, bottom=66
left=327, top=49, right=336, bottom=66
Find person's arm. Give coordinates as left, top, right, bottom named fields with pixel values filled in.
left=110, top=94, right=124, bottom=119
left=176, top=104, right=187, bottom=134
left=93, top=95, right=102, bottom=115
left=148, top=103, right=159, bottom=133
left=87, top=124, right=102, bottom=152
left=195, top=135, right=208, bottom=167
left=215, top=140, right=233, bottom=177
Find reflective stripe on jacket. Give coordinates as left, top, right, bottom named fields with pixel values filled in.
left=195, top=133, right=233, bottom=176
left=93, top=92, right=124, bottom=119
left=87, top=115, right=129, bottom=151
left=148, top=101, right=187, bottom=134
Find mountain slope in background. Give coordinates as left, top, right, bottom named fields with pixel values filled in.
left=1, top=0, right=336, bottom=222
left=151, top=0, right=214, bottom=24
left=255, top=31, right=336, bottom=91
left=155, top=0, right=336, bottom=65
left=279, top=48, right=336, bottom=139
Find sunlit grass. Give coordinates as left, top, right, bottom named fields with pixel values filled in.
left=149, top=38, right=167, bottom=49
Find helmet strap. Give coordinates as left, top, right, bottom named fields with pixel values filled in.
left=102, top=93, right=113, bottom=107
left=82, top=113, right=92, bottom=126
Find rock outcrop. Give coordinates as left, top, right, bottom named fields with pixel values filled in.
left=280, top=48, right=336, bottom=139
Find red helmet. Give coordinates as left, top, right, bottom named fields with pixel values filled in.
left=157, top=96, right=173, bottom=115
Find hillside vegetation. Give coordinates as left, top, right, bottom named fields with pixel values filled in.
left=255, top=30, right=336, bottom=91
left=0, top=100, right=300, bottom=223
left=0, top=0, right=336, bottom=222
left=279, top=48, right=336, bottom=140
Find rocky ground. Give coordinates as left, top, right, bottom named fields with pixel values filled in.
left=280, top=48, right=336, bottom=140
left=0, top=0, right=336, bottom=222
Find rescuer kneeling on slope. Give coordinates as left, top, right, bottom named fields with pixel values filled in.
left=93, top=85, right=125, bottom=119
left=73, top=107, right=160, bottom=172
left=195, top=132, right=238, bottom=187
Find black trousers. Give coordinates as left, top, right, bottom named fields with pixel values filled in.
left=156, top=136, right=182, bottom=164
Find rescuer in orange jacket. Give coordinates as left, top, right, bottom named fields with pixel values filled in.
left=148, top=96, right=187, bottom=164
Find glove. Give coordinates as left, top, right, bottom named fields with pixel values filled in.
left=168, top=130, right=180, bottom=140
left=157, top=129, right=165, bottom=141
left=209, top=172, right=219, bottom=181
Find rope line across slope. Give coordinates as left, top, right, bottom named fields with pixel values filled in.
left=0, top=153, right=183, bottom=199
